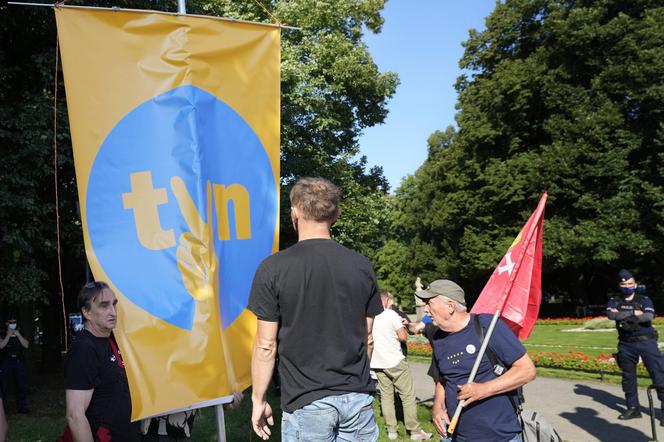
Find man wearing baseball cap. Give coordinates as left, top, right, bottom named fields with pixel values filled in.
left=607, top=269, right=664, bottom=421
left=419, top=280, right=536, bottom=442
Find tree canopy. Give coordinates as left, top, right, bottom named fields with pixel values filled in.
left=4, top=0, right=663, bottom=333
left=385, top=0, right=664, bottom=306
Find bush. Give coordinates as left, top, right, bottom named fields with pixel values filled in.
left=582, top=317, right=615, bottom=330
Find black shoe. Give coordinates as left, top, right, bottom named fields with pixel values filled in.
left=618, top=407, right=642, bottom=420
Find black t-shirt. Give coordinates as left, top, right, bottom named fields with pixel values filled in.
left=64, top=329, right=140, bottom=442
left=423, top=323, right=444, bottom=380
left=248, top=238, right=384, bottom=413
left=0, top=332, right=25, bottom=361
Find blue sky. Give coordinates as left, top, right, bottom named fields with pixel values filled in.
left=358, top=0, right=497, bottom=190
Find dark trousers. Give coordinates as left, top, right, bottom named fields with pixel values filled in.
left=1, top=358, right=28, bottom=412
left=142, top=435, right=189, bottom=442
left=618, top=339, right=664, bottom=408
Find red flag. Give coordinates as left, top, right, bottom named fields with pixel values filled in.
left=470, top=193, right=547, bottom=339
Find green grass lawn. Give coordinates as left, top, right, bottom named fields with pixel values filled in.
left=4, top=380, right=435, bottom=441
left=373, top=399, right=436, bottom=441
left=523, top=322, right=664, bottom=386
left=523, top=324, right=617, bottom=359
left=524, top=324, right=664, bottom=359
left=7, top=321, right=663, bottom=440
left=5, top=382, right=285, bottom=442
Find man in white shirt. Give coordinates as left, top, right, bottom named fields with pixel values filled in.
left=372, top=291, right=432, bottom=441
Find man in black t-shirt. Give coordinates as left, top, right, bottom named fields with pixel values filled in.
left=64, top=281, right=141, bottom=442
left=248, top=177, right=383, bottom=442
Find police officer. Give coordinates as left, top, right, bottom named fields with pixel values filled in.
left=607, top=269, right=664, bottom=421
left=0, top=317, right=29, bottom=413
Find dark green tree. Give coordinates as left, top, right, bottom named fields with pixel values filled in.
left=390, top=0, right=664, bottom=307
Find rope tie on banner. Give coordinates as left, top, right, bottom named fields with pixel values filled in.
left=252, top=0, right=283, bottom=27
left=53, top=30, right=68, bottom=352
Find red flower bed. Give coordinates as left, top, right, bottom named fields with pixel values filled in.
left=407, top=341, right=432, bottom=357
left=535, top=317, right=664, bottom=326
left=529, top=350, right=649, bottom=376
left=407, top=343, right=650, bottom=377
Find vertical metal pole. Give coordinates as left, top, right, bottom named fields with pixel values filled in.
left=177, top=0, right=186, bottom=14
left=215, top=405, right=226, bottom=442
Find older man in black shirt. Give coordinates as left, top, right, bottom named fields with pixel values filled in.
left=64, top=281, right=140, bottom=442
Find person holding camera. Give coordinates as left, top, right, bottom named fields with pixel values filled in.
left=607, top=269, right=664, bottom=421
left=0, top=317, right=29, bottom=414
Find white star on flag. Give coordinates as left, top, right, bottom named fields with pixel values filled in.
left=498, top=252, right=515, bottom=276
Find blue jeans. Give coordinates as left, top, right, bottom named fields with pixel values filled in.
left=441, top=434, right=522, bottom=442
left=282, top=392, right=379, bottom=442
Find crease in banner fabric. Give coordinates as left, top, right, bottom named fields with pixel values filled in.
left=55, top=7, right=280, bottom=419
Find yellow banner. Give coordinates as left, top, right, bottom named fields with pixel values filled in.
left=55, top=7, right=280, bottom=419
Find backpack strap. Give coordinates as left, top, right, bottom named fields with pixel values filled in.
left=472, top=314, right=523, bottom=414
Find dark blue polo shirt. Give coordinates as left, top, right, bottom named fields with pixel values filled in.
left=432, top=314, right=525, bottom=442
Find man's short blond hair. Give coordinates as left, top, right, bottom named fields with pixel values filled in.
left=289, top=177, right=341, bottom=223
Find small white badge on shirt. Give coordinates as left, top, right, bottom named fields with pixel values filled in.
left=466, top=344, right=476, bottom=354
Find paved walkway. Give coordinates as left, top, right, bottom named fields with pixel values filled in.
left=409, top=361, right=661, bottom=442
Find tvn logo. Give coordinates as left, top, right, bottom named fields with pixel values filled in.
left=85, top=85, right=277, bottom=329
left=122, top=171, right=251, bottom=250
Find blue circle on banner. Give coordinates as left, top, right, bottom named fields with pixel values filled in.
left=87, top=85, right=277, bottom=331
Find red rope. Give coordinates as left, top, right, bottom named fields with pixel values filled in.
left=53, top=32, right=68, bottom=352
left=252, top=0, right=283, bottom=26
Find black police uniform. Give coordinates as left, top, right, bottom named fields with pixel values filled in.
left=607, top=293, right=664, bottom=412
left=0, top=331, right=29, bottom=413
